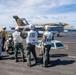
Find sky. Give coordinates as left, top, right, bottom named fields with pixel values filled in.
left=0, top=0, right=76, bottom=29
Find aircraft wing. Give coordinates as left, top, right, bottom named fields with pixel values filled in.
left=37, top=23, right=69, bottom=26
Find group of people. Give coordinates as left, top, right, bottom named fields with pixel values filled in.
left=0, top=25, right=53, bottom=67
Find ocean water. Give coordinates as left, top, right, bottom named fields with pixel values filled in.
left=6, top=30, right=15, bottom=33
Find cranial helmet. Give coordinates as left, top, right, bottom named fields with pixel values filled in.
left=45, top=26, right=50, bottom=31
left=15, top=26, right=19, bottom=30
left=9, top=38, right=12, bottom=40
left=2, top=27, right=6, bottom=29
left=29, top=24, right=35, bottom=29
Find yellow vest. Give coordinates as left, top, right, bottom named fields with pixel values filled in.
left=1, top=30, right=6, bottom=39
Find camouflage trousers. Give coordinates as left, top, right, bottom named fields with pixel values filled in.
left=14, top=43, right=25, bottom=61
left=43, top=45, right=51, bottom=66
left=26, top=43, right=37, bottom=66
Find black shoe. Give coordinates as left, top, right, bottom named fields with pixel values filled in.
left=7, top=51, right=9, bottom=54
left=41, top=65, right=48, bottom=68
left=35, top=60, right=38, bottom=64
left=0, top=57, right=3, bottom=60
left=23, top=59, right=26, bottom=62
left=2, top=48, right=5, bottom=51
left=11, top=52, right=14, bottom=54
left=27, top=64, right=31, bottom=67
left=16, top=59, right=18, bottom=62
left=39, top=53, right=43, bottom=56
left=35, top=62, right=37, bottom=65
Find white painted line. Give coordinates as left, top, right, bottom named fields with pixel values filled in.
left=68, top=56, right=76, bottom=58
left=64, top=42, right=76, bottom=43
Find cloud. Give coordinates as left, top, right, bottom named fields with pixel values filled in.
left=0, top=0, right=76, bottom=15
left=22, top=0, right=45, bottom=7
left=0, top=0, right=76, bottom=29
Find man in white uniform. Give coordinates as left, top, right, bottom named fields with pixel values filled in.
left=42, top=26, right=53, bottom=67
left=25, top=25, right=38, bottom=67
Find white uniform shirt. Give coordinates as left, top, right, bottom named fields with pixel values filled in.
left=43, top=31, right=53, bottom=45
left=12, top=31, right=23, bottom=43
left=26, top=30, right=37, bottom=45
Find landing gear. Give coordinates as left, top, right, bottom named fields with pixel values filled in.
left=57, top=32, right=62, bottom=37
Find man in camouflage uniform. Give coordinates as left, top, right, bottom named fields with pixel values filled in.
left=24, top=25, right=38, bottom=67
left=41, top=26, right=53, bottom=67
left=12, top=27, right=25, bottom=62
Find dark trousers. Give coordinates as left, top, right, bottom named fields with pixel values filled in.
left=26, top=44, right=37, bottom=66
left=2, top=38, right=6, bottom=51
left=43, top=45, right=51, bottom=66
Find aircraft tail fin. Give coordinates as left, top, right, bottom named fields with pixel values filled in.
left=13, top=15, right=29, bottom=26
left=21, top=18, right=29, bottom=25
